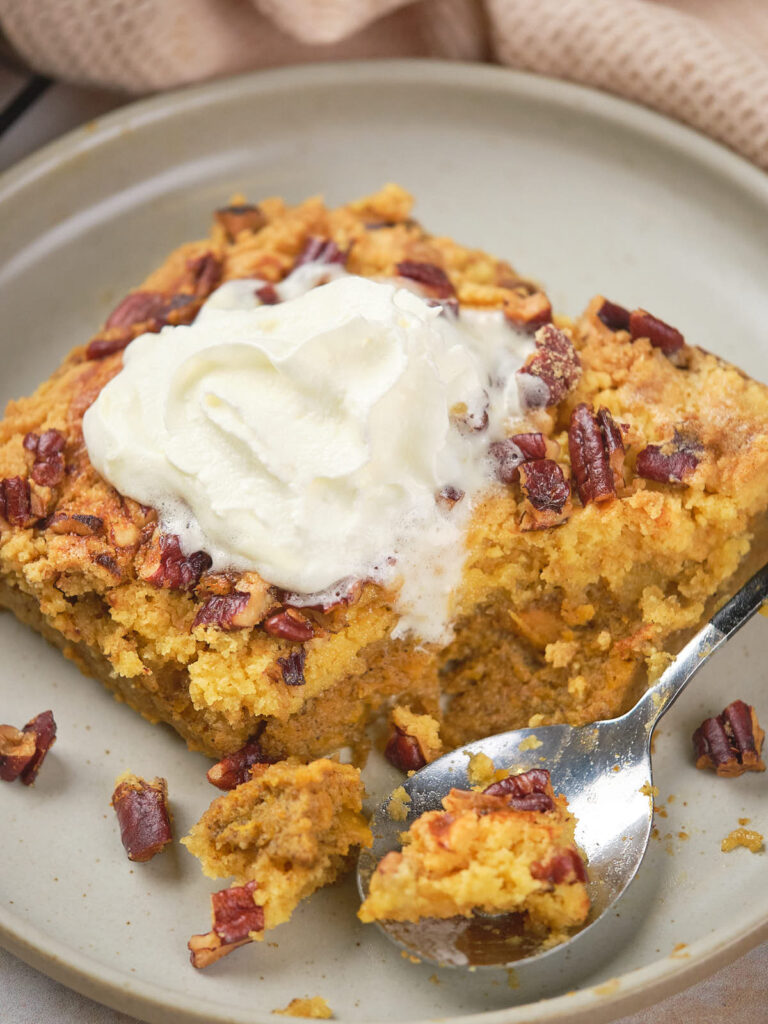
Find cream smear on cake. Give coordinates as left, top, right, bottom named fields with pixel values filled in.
left=84, top=266, right=535, bottom=642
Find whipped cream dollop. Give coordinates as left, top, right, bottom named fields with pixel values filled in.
left=84, top=269, right=534, bottom=641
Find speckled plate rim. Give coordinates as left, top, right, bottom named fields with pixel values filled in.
left=0, top=59, right=767, bottom=1024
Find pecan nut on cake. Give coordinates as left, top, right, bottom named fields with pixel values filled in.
left=1, top=184, right=768, bottom=766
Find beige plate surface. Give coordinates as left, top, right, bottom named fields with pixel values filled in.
left=0, top=60, right=767, bottom=1024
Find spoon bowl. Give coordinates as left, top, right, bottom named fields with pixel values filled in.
left=358, top=562, right=768, bottom=969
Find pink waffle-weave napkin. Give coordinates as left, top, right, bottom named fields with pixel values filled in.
left=1, top=0, right=767, bottom=169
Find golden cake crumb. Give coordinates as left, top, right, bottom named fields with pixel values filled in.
left=273, top=997, right=333, bottom=1019
left=721, top=828, right=764, bottom=853
left=466, top=751, right=496, bottom=788
left=387, top=786, right=412, bottom=822
left=519, top=734, right=543, bottom=751
left=594, top=978, right=621, bottom=997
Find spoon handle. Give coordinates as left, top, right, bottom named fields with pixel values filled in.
left=631, top=561, right=768, bottom=732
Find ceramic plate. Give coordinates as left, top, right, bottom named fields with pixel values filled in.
left=0, top=61, right=766, bottom=1024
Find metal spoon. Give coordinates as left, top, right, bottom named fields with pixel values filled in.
left=358, top=561, right=768, bottom=969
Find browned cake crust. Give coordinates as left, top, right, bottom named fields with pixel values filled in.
left=1, top=184, right=767, bottom=762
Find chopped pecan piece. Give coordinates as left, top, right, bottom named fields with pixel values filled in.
left=635, top=441, right=698, bottom=484
left=160, top=293, right=202, bottom=325
left=31, top=457, right=64, bottom=487
left=596, top=408, right=626, bottom=490
left=451, top=393, right=489, bottom=435
left=0, top=476, right=32, bottom=527
left=87, top=293, right=201, bottom=360
left=276, top=649, right=307, bottom=686
left=189, top=880, right=264, bottom=969
left=519, top=459, right=572, bottom=531
left=35, top=428, right=65, bottom=456
left=105, top=291, right=168, bottom=330
left=510, top=433, right=548, bottom=461
left=186, top=253, right=222, bottom=298
left=530, top=848, right=588, bottom=885
left=256, top=282, right=279, bottom=305
left=36, top=429, right=66, bottom=460
left=296, top=236, right=346, bottom=267
left=111, top=774, right=173, bottom=861
left=483, top=767, right=555, bottom=812
left=0, top=725, right=37, bottom=782
left=503, top=290, right=552, bottom=332
left=629, top=309, right=685, bottom=355
left=0, top=711, right=57, bottom=784
left=192, top=591, right=263, bottom=630
left=384, top=728, right=427, bottom=773
left=211, top=880, right=264, bottom=942
left=693, top=700, right=765, bottom=777
left=436, top=485, right=465, bottom=509
left=207, top=735, right=275, bottom=790
left=188, top=930, right=248, bottom=970
left=215, top=203, right=266, bottom=240
left=263, top=608, right=315, bottom=642
left=489, top=432, right=547, bottom=485
left=48, top=512, right=105, bottom=537
left=517, top=324, right=581, bottom=408
left=141, top=534, right=212, bottom=591
left=24, top=429, right=67, bottom=488
left=20, top=710, right=57, bottom=785
left=396, top=260, right=456, bottom=299
left=85, top=334, right=133, bottom=360
left=597, top=299, right=631, bottom=332
left=454, top=389, right=489, bottom=434
left=569, top=403, right=625, bottom=505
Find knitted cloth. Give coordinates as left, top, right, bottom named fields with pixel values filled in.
left=1, top=0, right=767, bottom=169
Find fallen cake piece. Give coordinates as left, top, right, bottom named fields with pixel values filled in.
left=358, top=768, right=589, bottom=947
left=273, top=997, right=333, bottom=1019
left=721, top=828, right=764, bottom=853
left=184, top=758, right=371, bottom=964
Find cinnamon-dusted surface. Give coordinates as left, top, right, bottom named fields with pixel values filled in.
left=1, top=185, right=768, bottom=765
